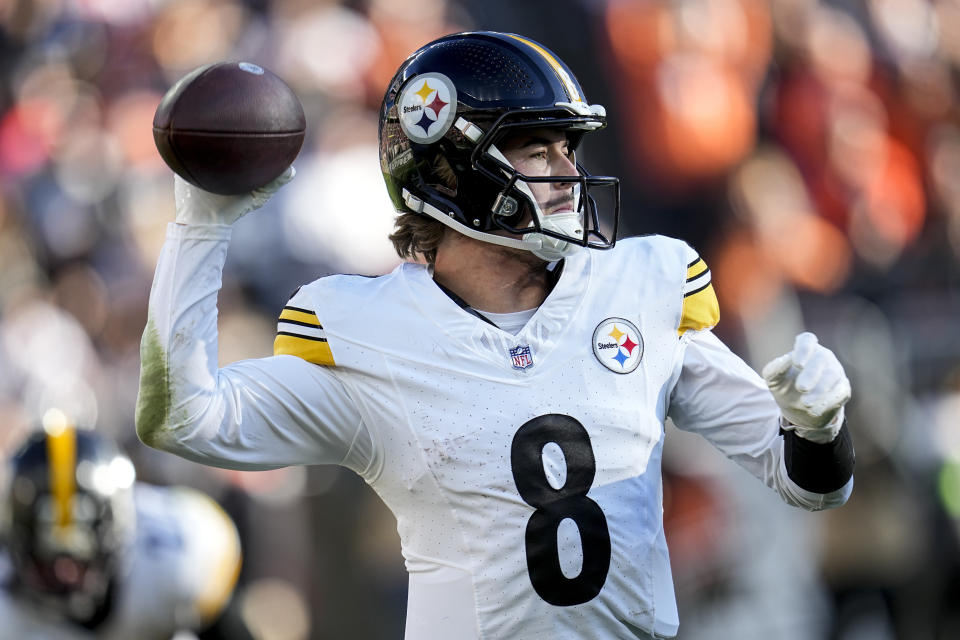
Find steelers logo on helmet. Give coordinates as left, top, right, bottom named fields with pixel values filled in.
left=397, top=72, right=458, bottom=144
left=593, top=317, right=643, bottom=374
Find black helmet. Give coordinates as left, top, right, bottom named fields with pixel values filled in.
left=379, top=31, right=619, bottom=261
left=3, top=413, right=136, bottom=618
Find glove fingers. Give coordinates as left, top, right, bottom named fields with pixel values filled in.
left=800, top=347, right=846, bottom=397
left=791, top=332, right=819, bottom=368
left=811, top=363, right=844, bottom=398
left=804, top=378, right=852, bottom=417
left=795, top=355, right=825, bottom=392
left=244, top=165, right=296, bottom=216
left=761, top=353, right=794, bottom=384
left=258, top=165, right=296, bottom=194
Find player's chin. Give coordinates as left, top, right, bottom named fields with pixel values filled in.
left=485, top=227, right=543, bottom=261
left=500, top=242, right=551, bottom=267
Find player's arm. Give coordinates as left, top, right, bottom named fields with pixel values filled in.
left=135, top=175, right=372, bottom=473
left=668, top=248, right=853, bottom=510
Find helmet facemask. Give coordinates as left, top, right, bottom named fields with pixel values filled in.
left=470, top=109, right=619, bottom=261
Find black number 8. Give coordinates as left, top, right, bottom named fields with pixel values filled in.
left=510, top=414, right=611, bottom=606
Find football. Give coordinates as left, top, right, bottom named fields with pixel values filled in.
left=153, top=61, right=305, bottom=195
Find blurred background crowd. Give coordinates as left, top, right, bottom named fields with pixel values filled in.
left=0, top=0, right=958, bottom=638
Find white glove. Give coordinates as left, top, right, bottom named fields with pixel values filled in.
left=174, top=166, right=296, bottom=226
left=761, top=332, right=851, bottom=444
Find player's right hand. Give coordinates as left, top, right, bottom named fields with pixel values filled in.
left=174, top=166, right=295, bottom=226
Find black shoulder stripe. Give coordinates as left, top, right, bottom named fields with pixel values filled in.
left=276, top=331, right=327, bottom=343
left=683, top=280, right=713, bottom=298
left=283, top=305, right=315, bottom=314
left=280, top=318, right=323, bottom=329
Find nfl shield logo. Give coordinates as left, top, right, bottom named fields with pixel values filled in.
left=509, top=345, right=534, bottom=370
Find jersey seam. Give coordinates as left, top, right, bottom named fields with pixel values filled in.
left=336, top=372, right=380, bottom=480
left=280, top=285, right=365, bottom=475
left=305, top=288, right=384, bottom=480
left=382, top=354, right=487, bottom=640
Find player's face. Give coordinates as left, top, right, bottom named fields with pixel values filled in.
left=499, top=127, right=578, bottom=223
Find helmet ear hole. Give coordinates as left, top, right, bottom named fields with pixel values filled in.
left=491, top=189, right=542, bottom=236
left=492, top=193, right=520, bottom=219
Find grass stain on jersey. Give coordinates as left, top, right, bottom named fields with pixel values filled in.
left=135, top=318, right=172, bottom=448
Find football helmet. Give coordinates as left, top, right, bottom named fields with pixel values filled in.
left=379, top=31, right=620, bottom=261
left=4, top=413, right=136, bottom=620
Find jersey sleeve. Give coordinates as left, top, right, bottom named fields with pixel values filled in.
left=667, top=330, right=852, bottom=510
left=136, top=223, right=374, bottom=474
left=678, top=246, right=719, bottom=336
left=274, top=289, right=336, bottom=366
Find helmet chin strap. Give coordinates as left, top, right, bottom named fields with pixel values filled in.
left=525, top=211, right=582, bottom=261
left=403, top=188, right=547, bottom=254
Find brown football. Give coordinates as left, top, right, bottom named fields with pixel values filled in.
left=153, top=62, right=305, bottom=195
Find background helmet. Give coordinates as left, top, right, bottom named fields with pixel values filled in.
left=379, top=31, right=620, bottom=261
left=3, top=413, right=135, bottom=618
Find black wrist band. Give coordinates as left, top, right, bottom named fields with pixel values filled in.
left=781, top=421, right=855, bottom=494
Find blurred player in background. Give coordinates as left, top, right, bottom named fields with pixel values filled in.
left=0, top=410, right=252, bottom=640
left=136, top=31, right=855, bottom=639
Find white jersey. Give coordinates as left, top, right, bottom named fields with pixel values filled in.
left=137, top=223, right=852, bottom=639
left=0, top=483, right=241, bottom=640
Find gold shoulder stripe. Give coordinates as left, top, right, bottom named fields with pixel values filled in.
left=279, top=306, right=321, bottom=327
left=679, top=283, right=719, bottom=336
left=274, top=333, right=336, bottom=366
left=686, top=258, right=707, bottom=280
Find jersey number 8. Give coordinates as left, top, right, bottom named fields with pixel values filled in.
left=510, top=414, right=612, bottom=606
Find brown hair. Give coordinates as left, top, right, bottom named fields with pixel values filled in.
left=389, top=212, right=447, bottom=266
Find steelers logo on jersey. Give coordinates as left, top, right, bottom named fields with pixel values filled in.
left=592, top=317, right=643, bottom=374
left=397, top=72, right=458, bottom=144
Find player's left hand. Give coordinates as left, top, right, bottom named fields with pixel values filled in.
left=761, top=332, right=851, bottom=444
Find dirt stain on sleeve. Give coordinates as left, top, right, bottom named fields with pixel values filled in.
left=135, top=318, right=173, bottom=448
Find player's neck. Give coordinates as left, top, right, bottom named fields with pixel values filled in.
left=432, top=233, right=552, bottom=313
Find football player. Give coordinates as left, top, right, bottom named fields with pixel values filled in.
left=0, top=411, right=250, bottom=640
left=136, top=31, right=854, bottom=639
